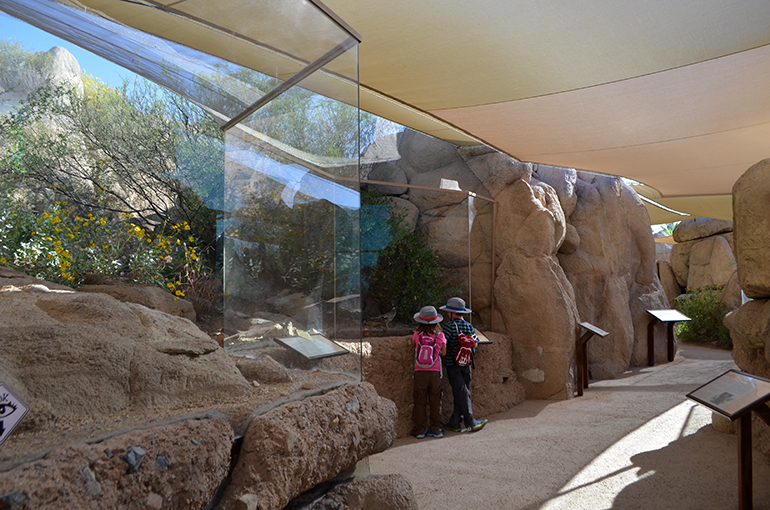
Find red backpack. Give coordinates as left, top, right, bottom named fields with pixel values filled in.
left=415, top=332, right=440, bottom=369
left=453, top=323, right=476, bottom=367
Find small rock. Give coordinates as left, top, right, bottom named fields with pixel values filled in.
left=0, top=490, right=25, bottom=506
left=81, top=467, right=102, bottom=496
left=330, top=417, right=340, bottom=429
left=104, top=448, right=114, bottom=458
left=147, top=492, right=163, bottom=510
left=155, top=455, right=169, bottom=470
left=235, top=493, right=259, bottom=510
left=346, top=397, right=360, bottom=413
left=191, top=439, right=201, bottom=446
left=122, top=446, right=147, bottom=473
left=252, top=380, right=260, bottom=387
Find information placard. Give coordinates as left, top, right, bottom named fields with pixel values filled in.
left=0, top=383, right=29, bottom=446
left=647, top=309, right=691, bottom=322
left=579, top=322, right=609, bottom=338
left=275, top=334, right=350, bottom=360
left=687, top=369, right=770, bottom=420
left=475, top=331, right=493, bottom=345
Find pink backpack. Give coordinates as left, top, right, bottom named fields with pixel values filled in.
left=415, top=332, right=440, bottom=369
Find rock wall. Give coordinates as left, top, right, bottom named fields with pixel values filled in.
left=360, top=332, right=526, bottom=437
left=669, top=218, right=736, bottom=292
left=365, top=131, right=670, bottom=397
left=724, top=158, right=770, bottom=458
left=0, top=272, right=408, bottom=509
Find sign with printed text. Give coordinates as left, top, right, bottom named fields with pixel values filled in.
left=0, top=383, right=29, bottom=446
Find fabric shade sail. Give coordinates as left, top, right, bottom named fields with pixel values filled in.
left=37, top=0, right=770, bottom=222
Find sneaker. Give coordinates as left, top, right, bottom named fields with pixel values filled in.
left=468, top=419, right=488, bottom=432
left=444, top=423, right=462, bottom=433
left=426, top=429, right=444, bottom=438
left=415, top=428, right=427, bottom=439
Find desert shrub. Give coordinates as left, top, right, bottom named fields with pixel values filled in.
left=0, top=198, right=199, bottom=298
left=363, top=190, right=461, bottom=322
left=674, top=286, right=732, bottom=349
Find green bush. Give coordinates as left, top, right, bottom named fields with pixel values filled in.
left=363, top=191, right=462, bottom=322
left=674, top=286, right=732, bottom=349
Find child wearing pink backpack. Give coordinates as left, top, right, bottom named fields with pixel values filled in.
left=412, top=305, right=447, bottom=439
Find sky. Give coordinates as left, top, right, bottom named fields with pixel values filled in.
left=0, top=10, right=133, bottom=88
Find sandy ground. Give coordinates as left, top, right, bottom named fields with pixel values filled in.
left=369, top=344, right=770, bottom=510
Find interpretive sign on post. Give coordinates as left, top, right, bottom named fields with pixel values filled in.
left=687, top=370, right=770, bottom=510
left=687, top=369, right=770, bottom=420
left=575, top=322, right=609, bottom=397
left=646, top=309, right=690, bottom=366
left=0, top=383, right=29, bottom=446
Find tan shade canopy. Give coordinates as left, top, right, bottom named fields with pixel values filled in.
left=43, top=0, right=770, bottom=222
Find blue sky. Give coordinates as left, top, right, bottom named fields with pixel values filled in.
left=0, top=11, right=133, bottom=87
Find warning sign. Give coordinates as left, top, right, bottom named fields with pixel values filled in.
left=0, top=383, right=29, bottom=446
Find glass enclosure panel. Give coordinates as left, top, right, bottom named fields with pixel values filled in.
left=222, top=42, right=361, bottom=381
left=0, top=0, right=361, bottom=465
left=0, top=0, right=357, bottom=128
left=469, top=195, right=495, bottom=331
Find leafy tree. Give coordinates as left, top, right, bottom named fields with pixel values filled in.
left=0, top=74, right=223, bottom=245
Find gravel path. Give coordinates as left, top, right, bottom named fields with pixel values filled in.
left=370, top=344, right=770, bottom=509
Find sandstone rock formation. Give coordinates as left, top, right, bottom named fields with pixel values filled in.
left=0, top=281, right=252, bottom=422
left=732, top=159, right=770, bottom=299
left=365, top=130, right=670, bottom=397
left=0, top=46, right=83, bottom=117
left=0, top=270, right=408, bottom=509
left=309, top=473, right=418, bottom=510
left=217, top=382, right=397, bottom=510
left=0, top=417, right=234, bottom=510
left=79, top=272, right=196, bottom=322
left=669, top=218, right=736, bottom=291
left=724, top=158, right=770, bottom=458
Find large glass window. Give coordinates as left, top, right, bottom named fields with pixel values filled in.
left=0, top=0, right=363, bottom=436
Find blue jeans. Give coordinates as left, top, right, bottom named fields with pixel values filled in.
left=445, top=363, right=474, bottom=429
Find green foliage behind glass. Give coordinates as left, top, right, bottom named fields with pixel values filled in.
left=363, top=190, right=461, bottom=322
left=674, top=286, right=732, bottom=349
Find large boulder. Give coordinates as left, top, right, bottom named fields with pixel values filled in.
left=216, top=382, right=397, bottom=510
left=672, top=217, right=733, bottom=243
left=0, top=283, right=252, bottom=422
left=558, top=173, right=670, bottom=377
left=0, top=418, right=233, bottom=510
left=733, top=158, right=770, bottom=298
left=493, top=178, right=579, bottom=399
left=79, top=281, right=196, bottom=322
left=724, top=299, right=770, bottom=380
left=311, top=474, right=418, bottom=510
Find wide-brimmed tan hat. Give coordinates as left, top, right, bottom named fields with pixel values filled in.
left=439, top=297, right=472, bottom=314
left=414, top=305, right=443, bottom=324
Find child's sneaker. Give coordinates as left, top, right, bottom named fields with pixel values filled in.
left=468, top=419, right=488, bottom=432
left=414, top=428, right=427, bottom=439
left=444, top=423, right=462, bottom=433
left=426, top=429, right=443, bottom=438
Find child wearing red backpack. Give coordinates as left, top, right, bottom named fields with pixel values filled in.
left=441, top=297, right=487, bottom=433
left=412, top=305, right=447, bottom=439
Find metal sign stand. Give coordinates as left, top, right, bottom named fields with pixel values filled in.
left=646, top=309, right=690, bottom=366
left=575, top=322, right=609, bottom=397
left=687, top=370, right=770, bottom=510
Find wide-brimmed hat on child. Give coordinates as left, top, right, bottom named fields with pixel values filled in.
left=414, top=305, right=443, bottom=324
left=439, top=297, right=472, bottom=314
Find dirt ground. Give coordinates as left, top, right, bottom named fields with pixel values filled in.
left=369, top=344, right=770, bottom=510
